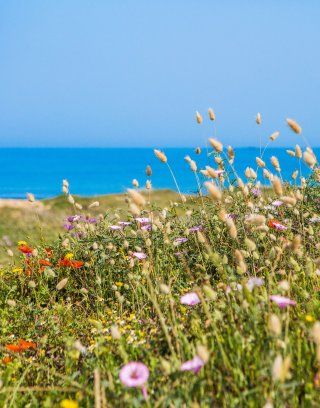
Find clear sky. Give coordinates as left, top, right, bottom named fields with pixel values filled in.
left=0, top=1, right=319, bottom=147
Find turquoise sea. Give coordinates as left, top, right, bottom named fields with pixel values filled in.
left=0, top=147, right=318, bottom=198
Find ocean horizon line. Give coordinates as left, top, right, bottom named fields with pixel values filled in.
left=0, top=146, right=319, bottom=149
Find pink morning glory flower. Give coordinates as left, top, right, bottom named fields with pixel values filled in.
left=270, top=295, right=296, bottom=308
left=132, top=252, right=147, bottom=260
left=180, top=356, right=205, bottom=374
left=119, top=362, right=149, bottom=399
left=180, top=292, right=200, bottom=306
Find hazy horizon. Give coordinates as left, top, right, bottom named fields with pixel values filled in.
left=1, top=1, right=320, bottom=148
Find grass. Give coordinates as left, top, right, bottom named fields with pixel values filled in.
left=0, top=120, right=320, bottom=407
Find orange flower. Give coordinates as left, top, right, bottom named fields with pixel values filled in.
left=2, top=356, right=13, bottom=364
left=70, top=260, right=84, bottom=268
left=268, top=219, right=287, bottom=231
left=39, top=259, right=52, bottom=267
left=45, top=248, right=53, bottom=257
left=5, top=339, right=36, bottom=353
left=58, top=258, right=84, bottom=269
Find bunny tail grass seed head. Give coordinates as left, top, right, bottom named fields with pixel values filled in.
left=287, top=118, right=302, bottom=134
left=295, top=145, right=302, bottom=159
left=196, top=111, right=203, bottom=124
left=256, top=157, right=266, bottom=168
left=127, top=189, right=146, bottom=207
left=303, top=151, right=317, bottom=168
left=208, top=108, right=215, bottom=121
left=145, top=165, right=152, bottom=176
left=208, top=138, right=223, bottom=152
left=132, top=179, right=139, bottom=187
left=271, top=156, right=281, bottom=172
left=272, top=176, right=283, bottom=196
left=270, top=131, right=280, bottom=141
left=205, top=182, right=222, bottom=202
left=256, top=112, right=262, bottom=125
left=27, top=193, right=35, bottom=202
left=154, top=149, right=167, bottom=163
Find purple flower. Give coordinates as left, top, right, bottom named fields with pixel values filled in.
left=251, top=188, right=261, bottom=197
left=63, top=223, right=74, bottom=231
left=226, top=213, right=237, bottom=220
left=180, top=292, right=200, bottom=306
left=174, top=237, right=188, bottom=245
left=118, top=221, right=132, bottom=226
left=189, top=225, right=203, bottom=232
left=110, top=225, right=122, bottom=230
left=180, top=356, right=205, bottom=374
left=119, top=362, right=149, bottom=399
left=174, top=251, right=187, bottom=258
left=272, top=200, right=284, bottom=207
left=141, top=224, right=152, bottom=231
left=270, top=295, right=296, bottom=309
left=246, top=277, right=264, bottom=292
left=135, top=217, right=151, bottom=224
left=67, top=215, right=81, bottom=223
left=87, top=217, right=98, bottom=224
left=132, top=252, right=147, bottom=260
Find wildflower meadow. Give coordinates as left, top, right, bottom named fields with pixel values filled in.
left=1, top=112, right=320, bottom=407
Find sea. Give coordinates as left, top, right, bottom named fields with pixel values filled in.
left=0, top=147, right=318, bottom=199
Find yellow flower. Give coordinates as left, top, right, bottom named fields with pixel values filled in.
left=128, top=313, right=135, bottom=321
left=306, top=315, right=314, bottom=323
left=17, top=241, right=27, bottom=246
left=115, top=281, right=123, bottom=287
left=65, top=253, right=74, bottom=260
left=60, top=400, right=78, bottom=408
left=12, top=267, right=23, bottom=273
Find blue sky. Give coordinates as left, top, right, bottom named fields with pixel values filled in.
left=0, top=1, right=319, bottom=147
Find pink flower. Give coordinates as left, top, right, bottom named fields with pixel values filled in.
left=135, top=217, right=150, bottom=224
left=180, top=356, right=205, bottom=374
left=141, top=224, right=152, bottom=231
left=270, top=295, right=296, bottom=309
left=119, top=362, right=149, bottom=399
left=246, top=277, right=264, bottom=292
left=180, top=292, right=200, bottom=306
left=272, top=200, right=284, bottom=207
left=118, top=221, right=132, bottom=226
left=132, top=252, right=147, bottom=260
left=110, top=225, right=122, bottom=230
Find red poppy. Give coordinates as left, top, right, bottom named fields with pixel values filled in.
left=18, top=244, right=33, bottom=254
left=5, top=339, right=36, bottom=353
